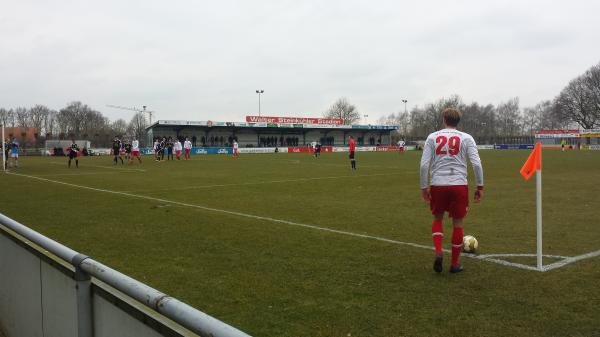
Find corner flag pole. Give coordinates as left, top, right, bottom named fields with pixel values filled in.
left=536, top=168, right=543, bottom=271
left=519, top=142, right=543, bottom=271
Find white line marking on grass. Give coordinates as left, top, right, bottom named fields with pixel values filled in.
left=35, top=172, right=122, bottom=177
left=123, top=172, right=406, bottom=193
left=8, top=172, right=600, bottom=272
left=477, top=253, right=569, bottom=259
left=50, top=162, right=146, bottom=172
left=468, top=255, right=541, bottom=272
left=542, top=249, right=600, bottom=272
left=467, top=253, right=572, bottom=272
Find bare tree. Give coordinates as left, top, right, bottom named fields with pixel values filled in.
left=0, top=108, right=12, bottom=127
left=461, top=102, right=491, bottom=139
left=15, top=107, right=30, bottom=128
left=420, top=95, right=463, bottom=134
left=377, top=111, right=410, bottom=137
left=55, top=109, right=71, bottom=138
left=408, top=107, right=427, bottom=137
left=496, top=97, right=521, bottom=136
left=396, top=112, right=410, bottom=137
left=57, top=101, right=94, bottom=136
left=81, top=110, right=108, bottom=138
left=29, top=105, right=49, bottom=129
left=111, top=119, right=128, bottom=136
left=521, top=106, right=540, bottom=135
left=324, top=97, right=360, bottom=125
left=43, top=109, right=56, bottom=138
left=523, top=100, right=570, bottom=131
left=0, top=109, right=17, bottom=128
left=554, top=62, right=600, bottom=129
left=127, top=112, right=148, bottom=146
left=25, top=105, right=50, bottom=145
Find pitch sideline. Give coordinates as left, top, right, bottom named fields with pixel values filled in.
left=8, top=172, right=599, bottom=272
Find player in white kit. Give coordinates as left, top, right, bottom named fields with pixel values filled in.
left=420, top=108, right=484, bottom=274
left=129, top=138, right=142, bottom=164
left=174, top=139, right=182, bottom=160
left=183, top=138, right=192, bottom=160
left=232, top=140, right=239, bottom=158
left=397, top=139, right=405, bottom=153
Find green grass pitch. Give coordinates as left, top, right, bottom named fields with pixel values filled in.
left=1, top=150, right=599, bottom=336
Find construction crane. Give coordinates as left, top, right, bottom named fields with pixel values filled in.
left=106, top=105, right=156, bottom=125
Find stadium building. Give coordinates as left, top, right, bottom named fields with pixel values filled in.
left=146, top=116, right=399, bottom=152
left=535, top=129, right=600, bottom=150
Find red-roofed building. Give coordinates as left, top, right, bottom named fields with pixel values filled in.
left=3, top=127, right=40, bottom=147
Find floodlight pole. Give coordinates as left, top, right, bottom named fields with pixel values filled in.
left=536, top=169, right=543, bottom=271
left=256, top=90, right=264, bottom=116
left=402, top=99, right=408, bottom=114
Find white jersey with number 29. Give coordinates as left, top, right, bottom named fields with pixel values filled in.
left=420, top=128, right=484, bottom=189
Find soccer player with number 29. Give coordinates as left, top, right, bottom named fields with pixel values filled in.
left=419, top=108, right=484, bottom=274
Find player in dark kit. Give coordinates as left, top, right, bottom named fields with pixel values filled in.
left=314, top=142, right=322, bottom=158
left=124, top=141, right=132, bottom=161
left=68, top=140, right=80, bottom=168
left=166, top=137, right=174, bottom=161
left=112, top=137, right=124, bottom=165
left=160, top=137, right=166, bottom=161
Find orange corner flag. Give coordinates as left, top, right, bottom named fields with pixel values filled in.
left=520, top=142, right=542, bottom=180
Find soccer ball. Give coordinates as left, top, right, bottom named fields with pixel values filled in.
left=463, top=235, right=478, bottom=253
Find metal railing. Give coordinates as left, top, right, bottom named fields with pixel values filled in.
left=0, top=212, right=252, bottom=337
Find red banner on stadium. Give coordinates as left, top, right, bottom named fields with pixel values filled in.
left=246, top=116, right=344, bottom=125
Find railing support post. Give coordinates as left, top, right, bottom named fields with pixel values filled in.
left=72, top=254, right=93, bottom=337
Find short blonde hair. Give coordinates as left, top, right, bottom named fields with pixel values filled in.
left=442, top=108, right=461, bottom=127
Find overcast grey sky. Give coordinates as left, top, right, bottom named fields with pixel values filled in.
left=1, top=0, right=599, bottom=123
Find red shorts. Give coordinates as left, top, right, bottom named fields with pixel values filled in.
left=176, top=150, right=181, bottom=157
left=185, top=149, right=191, bottom=155
left=429, top=185, right=469, bottom=219
left=131, top=150, right=140, bottom=157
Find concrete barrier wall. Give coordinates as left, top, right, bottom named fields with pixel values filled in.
left=41, top=260, right=79, bottom=337
left=0, top=231, right=47, bottom=337
left=93, top=294, right=164, bottom=337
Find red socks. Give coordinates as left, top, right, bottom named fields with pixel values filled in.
left=451, top=227, right=464, bottom=267
left=432, top=219, right=464, bottom=268
left=431, top=219, right=443, bottom=256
